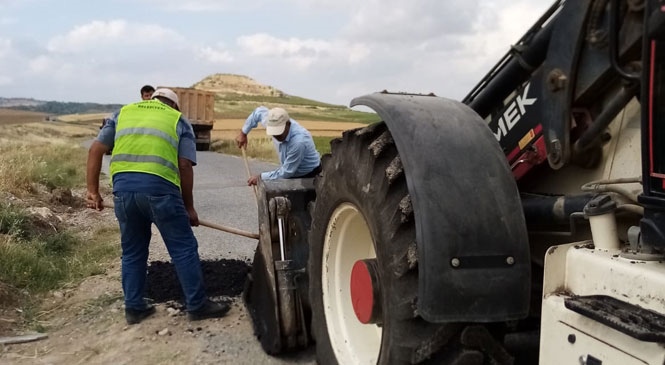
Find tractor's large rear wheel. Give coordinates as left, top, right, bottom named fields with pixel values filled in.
left=308, top=122, right=512, bottom=364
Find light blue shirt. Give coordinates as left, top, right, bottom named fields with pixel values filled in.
left=242, top=106, right=321, bottom=180
left=96, top=101, right=197, bottom=194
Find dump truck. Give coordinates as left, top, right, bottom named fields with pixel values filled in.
left=243, top=0, right=665, bottom=363
left=162, top=87, right=215, bottom=151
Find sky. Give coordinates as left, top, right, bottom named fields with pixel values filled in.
left=0, top=0, right=554, bottom=107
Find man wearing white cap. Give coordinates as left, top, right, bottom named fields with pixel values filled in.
left=86, top=88, right=230, bottom=324
left=236, top=106, right=321, bottom=186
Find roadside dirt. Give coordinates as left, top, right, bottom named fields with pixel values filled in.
left=0, top=189, right=312, bottom=365
left=0, top=267, right=261, bottom=365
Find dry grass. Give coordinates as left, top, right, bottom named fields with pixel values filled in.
left=0, top=121, right=98, bottom=196
left=0, top=122, right=97, bottom=146
left=57, top=113, right=110, bottom=123
left=211, top=136, right=279, bottom=162
left=0, top=143, right=87, bottom=195
left=0, top=108, right=48, bottom=126
left=209, top=118, right=363, bottom=160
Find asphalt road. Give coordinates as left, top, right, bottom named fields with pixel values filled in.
left=189, top=150, right=277, bottom=261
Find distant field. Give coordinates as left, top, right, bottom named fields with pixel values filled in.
left=0, top=108, right=108, bottom=128
left=58, top=113, right=110, bottom=123
left=212, top=118, right=368, bottom=140
left=0, top=108, right=48, bottom=125
left=0, top=121, right=98, bottom=146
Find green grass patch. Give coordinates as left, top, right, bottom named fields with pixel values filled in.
left=0, top=203, right=32, bottom=240
left=0, top=211, right=119, bottom=294
left=30, top=145, right=86, bottom=190
left=218, top=93, right=341, bottom=108
left=289, top=109, right=380, bottom=123
left=214, top=93, right=381, bottom=124
left=313, top=136, right=335, bottom=155
left=0, top=232, right=78, bottom=292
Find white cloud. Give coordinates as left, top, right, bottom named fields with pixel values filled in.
left=0, top=17, right=201, bottom=102
left=198, top=45, right=234, bottom=63
left=323, top=0, right=551, bottom=100
left=497, top=1, right=552, bottom=41
left=27, top=55, right=53, bottom=74
left=251, top=0, right=550, bottom=103
left=0, top=37, right=11, bottom=57
left=237, top=33, right=370, bottom=69
left=0, top=17, right=17, bottom=25
left=284, top=0, right=354, bottom=11
left=346, top=44, right=371, bottom=64
left=0, top=37, right=17, bottom=88
left=345, top=0, right=481, bottom=43
left=47, top=20, right=183, bottom=53
left=136, top=0, right=261, bottom=11
left=0, top=0, right=23, bottom=8
left=239, top=33, right=328, bottom=58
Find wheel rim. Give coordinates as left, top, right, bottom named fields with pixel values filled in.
left=322, top=203, right=381, bottom=364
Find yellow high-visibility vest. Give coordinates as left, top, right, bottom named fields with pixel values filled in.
left=110, top=100, right=182, bottom=188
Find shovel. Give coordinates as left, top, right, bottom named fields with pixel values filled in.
left=101, top=201, right=259, bottom=239
left=241, top=146, right=259, bottom=208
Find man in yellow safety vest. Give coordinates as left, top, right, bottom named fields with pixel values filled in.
left=86, top=88, right=229, bottom=324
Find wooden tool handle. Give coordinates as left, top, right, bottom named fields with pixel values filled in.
left=102, top=202, right=259, bottom=239
left=241, top=147, right=259, bottom=207
left=198, top=219, right=259, bottom=239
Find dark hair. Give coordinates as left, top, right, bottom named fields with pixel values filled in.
left=140, top=85, right=155, bottom=94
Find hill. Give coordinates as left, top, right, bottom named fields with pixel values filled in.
left=8, top=101, right=123, bottom=116
left=192, top=73, right=379, bottom=124
left=0, top=97, right=45, bottom=108
left=193, top=74, right=285, bottom=97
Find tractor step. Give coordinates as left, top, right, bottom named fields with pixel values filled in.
left=564, top=295, right=665, bottom=342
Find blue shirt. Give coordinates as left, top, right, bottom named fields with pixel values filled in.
left=96, top=102, right=197, bottom=194
left=242, top=106, right=320, bottom=180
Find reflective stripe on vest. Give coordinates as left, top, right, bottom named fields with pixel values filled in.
left=110, top=100, right=182, bottom=188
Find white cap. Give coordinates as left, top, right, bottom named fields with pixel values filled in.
left=266, top=108, right=289, bottom=136
left=151, top=88, right=179, bottom=110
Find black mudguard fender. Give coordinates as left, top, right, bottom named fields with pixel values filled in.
left=351, top=92, right=530, bottom=323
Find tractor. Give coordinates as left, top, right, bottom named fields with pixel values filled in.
left=243, top=0, right=665, bottom=363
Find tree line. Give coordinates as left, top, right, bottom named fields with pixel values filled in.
left=11, top=101, right=123, bottom=115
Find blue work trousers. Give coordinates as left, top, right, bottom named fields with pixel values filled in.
left=113, top=191, right=206, bottom=311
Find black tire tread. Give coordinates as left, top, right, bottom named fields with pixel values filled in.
left=309, top=122, right=502, bottom=364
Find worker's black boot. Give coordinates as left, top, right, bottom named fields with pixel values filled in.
left=187, top=299, right=230, bottom=321
left=125, top=304, right=156, bottom=325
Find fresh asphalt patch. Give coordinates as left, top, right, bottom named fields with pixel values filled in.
left=146, top=259, right=251, bottom=303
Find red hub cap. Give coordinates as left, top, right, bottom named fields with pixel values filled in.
left=350, top=259, right=382, bottom=324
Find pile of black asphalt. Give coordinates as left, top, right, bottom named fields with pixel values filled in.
left=146, top=259, right=250, bottom=303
